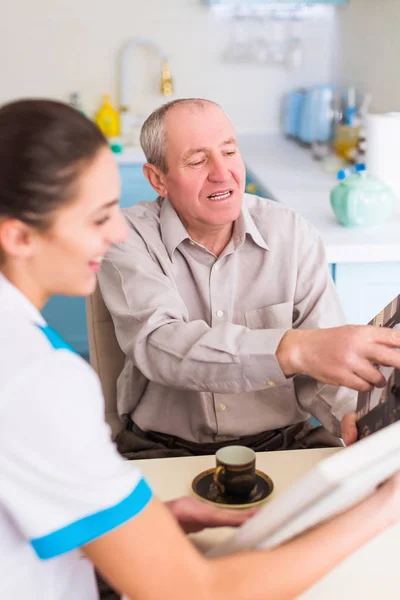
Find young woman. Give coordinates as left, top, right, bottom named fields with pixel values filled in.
left=1, top=99, right=400, bottom=600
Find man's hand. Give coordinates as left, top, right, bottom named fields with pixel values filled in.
left=276, top=325, right=400, bottom=391
left=341, top=411, right=358, bottom=446
left=164, top=496, right=258, bottom=534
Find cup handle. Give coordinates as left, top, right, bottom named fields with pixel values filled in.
left=213, top=466, right=225, bottom=493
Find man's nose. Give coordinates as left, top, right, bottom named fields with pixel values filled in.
left=208, top=155, right=230, bottom=182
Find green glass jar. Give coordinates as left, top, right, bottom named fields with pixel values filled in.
left=330, top=165, right=396, bottom=227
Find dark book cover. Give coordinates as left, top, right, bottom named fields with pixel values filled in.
left=356, top=295, right=400, bottom=439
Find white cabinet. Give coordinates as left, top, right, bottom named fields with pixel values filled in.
left=334, top=262, right=400, bottom=325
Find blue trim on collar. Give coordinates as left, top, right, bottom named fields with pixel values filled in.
left=31, top=478, right=152, bottom=560
left=37, top=324, right=77, bottom=354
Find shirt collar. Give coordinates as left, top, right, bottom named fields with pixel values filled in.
left=160, top=195, right=270, bottom=260
left=160, top=197, right=191, bottom=260
left=0, top=272, right=46, bottom=326
left=233, top=199, right=270, bottom=251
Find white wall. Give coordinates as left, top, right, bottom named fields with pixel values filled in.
left=1, top=0, right=335, bottom=133
left=332, top=0, right=400, bottom=112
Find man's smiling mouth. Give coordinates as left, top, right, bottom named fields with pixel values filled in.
left=207, top=190, right=233, bottom=201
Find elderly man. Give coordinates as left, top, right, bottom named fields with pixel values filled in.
left=99, top=98, right=398, bottom=457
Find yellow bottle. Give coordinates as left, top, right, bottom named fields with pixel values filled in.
left=333, top=123, right=361, bottom=162
left=95, top=94, right=120, bottom=138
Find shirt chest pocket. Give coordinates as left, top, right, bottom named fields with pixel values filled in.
left=244, top=301, right=293, bottom=329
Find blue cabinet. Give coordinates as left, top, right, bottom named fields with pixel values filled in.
left=329, top=264, right=335, bottom=282
left=118, top=164, right=158, bottom=207
left=41, top=296, right=89, bottom=356
left=245, top=168, right=275, bottom=200
left=41, top=163, right=157, bottom=357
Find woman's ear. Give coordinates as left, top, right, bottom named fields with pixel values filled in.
left=0, top=218, right=37, bottom=259
left=143, top=163, right=168, bottom=197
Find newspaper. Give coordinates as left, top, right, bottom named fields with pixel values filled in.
left=356, top=295, right=400, bottom=439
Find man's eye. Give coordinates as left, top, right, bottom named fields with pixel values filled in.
left=225, top=150, right=237, bottom=156
left=94, top=215, right=110, bottom=226
left=190, top=159, right=206, bottom=167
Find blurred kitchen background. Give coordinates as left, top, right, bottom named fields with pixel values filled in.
left=4, top=0, right=400, bottom=356
left=2, top=1, right=399, bottom=132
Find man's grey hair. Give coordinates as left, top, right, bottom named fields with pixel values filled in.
left=139, top=98, right=220, bottom=174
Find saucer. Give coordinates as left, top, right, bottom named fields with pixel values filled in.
left=191, top=468, right=274, bottom=509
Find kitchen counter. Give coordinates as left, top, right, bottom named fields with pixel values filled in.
left=238, top=134, right=400, bottom=264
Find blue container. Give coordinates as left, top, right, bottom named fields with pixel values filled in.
left=298, top=84, right=334, bottom=144
left=282, top=90, right=305, bottom=138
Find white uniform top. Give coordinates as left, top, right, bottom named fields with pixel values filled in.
left=0, top=273, right=153, bottom=599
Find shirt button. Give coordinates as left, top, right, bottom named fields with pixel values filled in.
left=189, top=240, right=196, bottom=246
left=266, top=379, right=276, bottom=387
left=214, top=262, right=220, bottom=271
left=216, top=310, right=224, bottom=318
left=219, top=403, right=226, bottom=411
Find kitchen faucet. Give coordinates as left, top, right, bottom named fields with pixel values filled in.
left=119, top=37, right=173, bottom=140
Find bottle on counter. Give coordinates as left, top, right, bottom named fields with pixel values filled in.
left=345, top=86, right=357, bottom=126
left=95, top=94, right=120, bottom=138
left=332, top=89, right=371, bottom=164
left=333, top=121, right=360, bottom=162
left=352, top=93, right=371, bottom=164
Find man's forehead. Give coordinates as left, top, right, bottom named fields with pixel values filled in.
left=165, top=104, right=233, bottom=138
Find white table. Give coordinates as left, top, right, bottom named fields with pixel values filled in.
left=131, top=448, right=400, bottom=599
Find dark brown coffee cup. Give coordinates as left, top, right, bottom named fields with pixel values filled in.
left=213, top=445, right=256, bottom=499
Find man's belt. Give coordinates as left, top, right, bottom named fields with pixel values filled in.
left=126, top=418, right=306, bottom=455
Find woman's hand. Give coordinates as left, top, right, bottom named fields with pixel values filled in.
left=165, top=495, right=258, bottom=534
left=341, top=411, right=358, bottom=446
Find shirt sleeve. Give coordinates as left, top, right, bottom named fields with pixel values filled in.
left=0, top=352, right=152, bottom=559
left=99, top=233, right=288, bottom=396
left=291, top=219, right=357, bottom=434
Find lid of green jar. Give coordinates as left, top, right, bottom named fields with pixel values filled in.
left=339, top=173, right=391, bottom=192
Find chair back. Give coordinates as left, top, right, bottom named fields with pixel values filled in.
left=86, top=285, right=125, bottom=439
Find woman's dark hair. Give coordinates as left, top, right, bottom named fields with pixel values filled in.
left=0, top=99, right=108, bottom=229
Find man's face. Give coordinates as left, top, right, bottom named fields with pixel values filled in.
left=161, top=104, right=246, bottom=233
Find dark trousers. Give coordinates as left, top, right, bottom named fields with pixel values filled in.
left=116, top=418, right=343, bottom=460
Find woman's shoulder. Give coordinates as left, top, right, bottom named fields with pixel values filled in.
left=1, top=319, right=92, bottom=379
left=0, top=320, right=102, bottom=417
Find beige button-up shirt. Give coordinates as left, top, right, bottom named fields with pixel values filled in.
left=99, top=194, right=356, bottom=442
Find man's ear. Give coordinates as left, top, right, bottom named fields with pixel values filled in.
left=143, top=163, right=168, bottom=197
left=0, top=218, right=37, bottom=259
